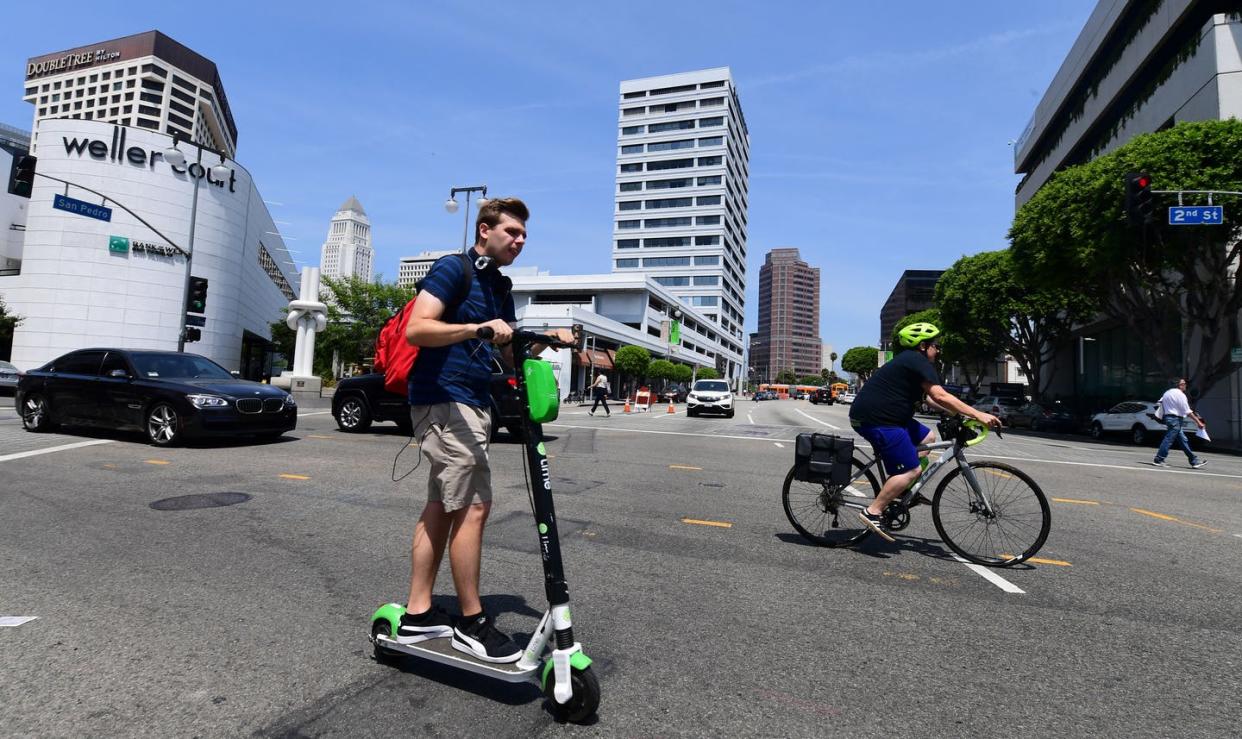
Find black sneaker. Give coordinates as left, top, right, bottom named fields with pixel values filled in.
left=395, top=605, right=454, bottom=644
left=452, top=612, right=521, bottom=663
left=858, top=510, right=896, bottom=543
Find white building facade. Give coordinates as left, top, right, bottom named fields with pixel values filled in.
left=397, top=249, right=456, bottom=288
left=319, top=196, right=373, bottom=282
left=612, top=67, right=749, bottom=385
left=23, top=30, right=238, bottom=158
left=2, top=119, right=297, bottom=377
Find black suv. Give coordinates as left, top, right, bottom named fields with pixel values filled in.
left=332, top=369, right=525, bottom=439
left=809, top=388, right=834, bottom=405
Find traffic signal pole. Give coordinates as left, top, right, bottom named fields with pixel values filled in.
left=176, top=143, right=203, bottom=352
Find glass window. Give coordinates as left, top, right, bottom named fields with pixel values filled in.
left=698, top=117, right=724, bottom=127
left=647, top=139, right=695, bottom=152
left=649, top=119, right=695, bottom=133
left=616, top=239, right=639, bottom=249
left=701, top=97, right=724, bottom=107
left=694, top=275, right=719, bottom=286
left=619, top=182, right=642, bottom=192
left=130, top=353, right=232, bottom=379
left=654, top=276, right=691, bottom=286
left=647, top=178, right=693, bottom=190
left=643, top=256, right=692, bottom=267
left=695, top=255, right=720, bottom=265
left=696, top=196, right=721, bottom=206
left=647, top=158, right=695, bottom=171
left=697, top=216, right=721, bottom=225
left=54, top=351, right=105, bottom=375
left=645, top=217, right=692, bottom=228
left=644, top=237, right=691, bottom=248
left=695, top=236, right=720, bottom=245
left=690, top=296, right=719, bottom=306
left=651, top=84, right=696, bottom=96
left=621, top=144, right=644, bottom=154
left=698, top=137, right=723, bottom=147
left=697, top=156, right=722, bottom=166
left=645, top=197, right=693, bottom=209
left=620, top=163, right=643, bottom=173
left=621, top=125, right=644, bottom=135
left=623, top=90, right=646, bottom=99
left=615, top=258, right=640, bottom=268
left=617, top=220, right=641, bottom=229
left=623, top=106, right=645, bottom=117
left=100, top=352, right=130, bottom=377
left=618, top=201, right=641, bottom=211
left=701, top=81, right=725, bottom=89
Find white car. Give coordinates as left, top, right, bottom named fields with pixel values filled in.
left=837, top=391, right=856, bottom=404
left=686, top=379, right=734, bottom=418
left=971, top=395, right=1025, bottom=423
left=1089, top=401, right=1166, bottom=445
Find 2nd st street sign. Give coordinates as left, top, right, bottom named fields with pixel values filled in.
left=1168, top=205, right=1224, bottom=225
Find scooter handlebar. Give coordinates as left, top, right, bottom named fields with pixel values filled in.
left=474, top=325, right=581, bottom=350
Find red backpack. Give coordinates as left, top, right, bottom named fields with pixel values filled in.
left=373, top=252, right=476, bottom=396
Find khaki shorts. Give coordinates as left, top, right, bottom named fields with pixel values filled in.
left=411, top=402, right=493, bottom=512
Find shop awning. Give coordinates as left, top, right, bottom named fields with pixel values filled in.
left=575, top=349, right=613, bottom=370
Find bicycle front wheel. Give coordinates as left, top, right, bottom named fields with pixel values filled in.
left=782, top=458, right=880, bottom=547
left=932, top=461, right=1050, bottom=567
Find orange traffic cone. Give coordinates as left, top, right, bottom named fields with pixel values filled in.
left=624, top=398, right=632, bottom=413
left=667, top=400, right=676, bottom=414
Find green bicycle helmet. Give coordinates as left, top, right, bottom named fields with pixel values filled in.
left=896, top=322, right=941, bottom=349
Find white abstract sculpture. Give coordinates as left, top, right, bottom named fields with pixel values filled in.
left=285, top=267, right=328, bottom=378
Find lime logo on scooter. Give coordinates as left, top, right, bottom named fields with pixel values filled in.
left=536, top=442, right=547, bottom=455
left=539, top=523, right=548, bottom=534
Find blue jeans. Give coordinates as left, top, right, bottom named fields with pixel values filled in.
left=1155, top=416, right=1198, bottom=463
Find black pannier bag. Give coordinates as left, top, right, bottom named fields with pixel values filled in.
left=793, top=433, right=854, bottom=485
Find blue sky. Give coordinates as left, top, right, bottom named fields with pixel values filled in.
left=1, top=1, right=1095, bottom=362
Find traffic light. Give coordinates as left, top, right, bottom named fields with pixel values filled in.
left=7, top=154, right=37, bottom=198
left=184, top=327, right=202, bottom=343
left=1124, top=172, right=1154, bottom=226
left=188, top=276, right=208, bottom=313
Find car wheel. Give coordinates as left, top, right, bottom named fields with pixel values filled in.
left=725, top=410, right=735, bottom=418
left=20, top=393, right=55, bottom=432
left=335, top=397, right=372, bottom=432
left=1131, top=424, right=1148, bottom=445
left=146, top=402, right=181, bottom=447
left=1090, top=421, right=1104, bottom=440
left=687, top=408, right=697, bottom=417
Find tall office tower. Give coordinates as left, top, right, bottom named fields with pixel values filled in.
left=612, top=67, right=749, bottom=383
left=397, top=249, right=456, bottom=288
left=751, top=248, right=821, bottom=382
left=878, top=269, right=944, bottom=351
left=319, top=196, right=374, bottom=282
left=23, top=30, right=237, bottom=156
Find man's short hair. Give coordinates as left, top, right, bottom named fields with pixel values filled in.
left=476, top=197, right=529, bottom=242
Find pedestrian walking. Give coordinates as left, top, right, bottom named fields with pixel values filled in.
left=588, top=372, right=611, bottom=417
left=1152, top=378, right=1207, bottom=468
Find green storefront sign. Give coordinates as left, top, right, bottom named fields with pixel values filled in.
left=108, top=235, right=130, bottom=253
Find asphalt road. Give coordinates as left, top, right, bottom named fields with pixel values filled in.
left=1, top=398, right=1239, bottom=737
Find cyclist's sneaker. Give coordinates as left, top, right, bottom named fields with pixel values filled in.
left=908, top=492, right=932, bottom=508
left=1191, top=459, right=1207, bottom=469
left=395, top=605, right=454, bottom=644
left=453, top=612, right=521, bottom=663
left=1151, top=459, right=1168, bottom=467
left=858, top=510, right=896, bottom=543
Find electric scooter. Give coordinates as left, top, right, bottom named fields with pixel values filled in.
left=370, top=324, right=600, bottom=723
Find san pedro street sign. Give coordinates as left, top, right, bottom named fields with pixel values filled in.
left=53, top=193, right=112, bottom=222
left=1168, top=205, right=1224, bottom=225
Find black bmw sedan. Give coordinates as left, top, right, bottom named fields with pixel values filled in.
left=16, top=348, right=297, bottom=446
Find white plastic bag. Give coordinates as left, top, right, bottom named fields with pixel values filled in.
left=1154, top=403, right=1164, bottom=420
left=1195, top=426, right=1211, bottom=442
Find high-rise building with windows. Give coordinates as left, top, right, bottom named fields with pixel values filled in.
left=878, top=269, right=944, bottom=352
left=319, top=196, right=373, bottom=282
left=750, top=248, right=821, bottom=382
left=612, top=67, right=749, bottom=384
left=22, top=30, right=237, bottom=157
left=397, top=249, right=456, bottom=288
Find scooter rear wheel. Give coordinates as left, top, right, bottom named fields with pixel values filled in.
left=545, top=665, right=600, bottom=723
left=371, top=619, right=402, bottom=664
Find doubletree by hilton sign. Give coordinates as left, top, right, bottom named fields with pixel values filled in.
left=27, top=48, right=122, bottom=79
left=62, top=125, right=238, bottom=193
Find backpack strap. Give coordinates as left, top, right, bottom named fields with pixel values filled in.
left=413, top=252, right=475, bottom=313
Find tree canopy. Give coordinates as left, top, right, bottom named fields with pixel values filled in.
left=841, top=346, right=879, bottom=381
left=614, top=345, right=651, bottom=379
left=1010, top=119, right=1242, bottom=398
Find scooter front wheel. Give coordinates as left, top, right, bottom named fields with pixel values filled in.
left=545, top=665, right=600, bottom=723
left=371, top=619, right=402, bottom=664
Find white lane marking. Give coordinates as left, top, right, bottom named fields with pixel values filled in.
left=774, top=442, right=785, bottom=448
left=747, top=413, right=755, bottom=425
left=795, top=408, right=841, bottom=430
left=951, top=555, right=1025, bottom=593
left=983, top=454, right=1242, bottom=481
left=297, top=411, right=333, bottom=417
left=547, top=423, right=797, bottom=445
left=0, top=439, right=113, bottom=463
left=0, top=616, right=38, bottom=627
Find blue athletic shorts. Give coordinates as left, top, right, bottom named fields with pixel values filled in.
left=853, top=419, right=932, bottom=476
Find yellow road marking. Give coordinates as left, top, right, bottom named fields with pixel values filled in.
left=680, top=517, right=731, bottom=528
left=1052, top=497, right=1100, bottom=505
left=670, top=464, right=703, bottom=471
left=983, top=469, right=1013, bottom=479
left=102, top=463, right=117, bottom=470
left=308, top=434, right=332, bottom=439
left=144, top=459, right=170, bottom=465
left=1002, top=555, right=1072, bottom=567
left=279, top=473, right=310, bottom=481
left=1130, top=508, right=1221, bottom=533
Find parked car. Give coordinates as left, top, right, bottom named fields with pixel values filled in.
left=0, top=360, right=18, bottom=396
left=837, top=391, right=856, bottom=405
left=971, top=395, right=1025, bottom=423
left=809, top=388, right=834, bottom=405
left=687, top=379, right=734, bottom=418
left=1007, top=401, right=1081, bottom=432
left=333, top=366, right=525, bottom=439
left=752, top=390, right=774, bottom=401
left=16, top=348, right=296, bottom=446
left=660, top=383, right=688, bottom=403
left=1089, top=401, right=1167, bottom=445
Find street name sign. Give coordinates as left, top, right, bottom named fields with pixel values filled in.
left=53, top=193, right=112, bottom=222
left=1168, top=206, right=1223, bottom=225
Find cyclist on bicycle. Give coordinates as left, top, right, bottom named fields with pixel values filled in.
left=848, top=322, right=1001, bottom=541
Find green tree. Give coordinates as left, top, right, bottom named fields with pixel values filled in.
left=0, top=295, right=22, bottom=360
left=774, top=368, right=797, bottom=385
left=798, top=375, right=824, bottom=386
left=1010, top=119, right=1242, bottom=399
left=841, top=346, right=879, bottom=382
left=695, top=367, right=719, bottom=380
left=830, top=351, right=838, bottom=369
left=670, top=364, right=693, bottom=384
left=614, top=345, right=651, bottom=394
left=820, top=368, right=830, bottom=382
left=648, top=359, right=676, bottom=388
left=936, top=250, right=1092, bottom=401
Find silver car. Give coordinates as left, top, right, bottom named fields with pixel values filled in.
left=0, top=360, right=18, bottom=395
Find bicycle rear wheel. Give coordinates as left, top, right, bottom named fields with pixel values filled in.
left=931, top=461, right=1050, bottom=566
left=782, top=458, right=880, bottom=547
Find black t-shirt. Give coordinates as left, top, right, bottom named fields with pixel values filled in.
left=849, top=350, right=941, bottom=427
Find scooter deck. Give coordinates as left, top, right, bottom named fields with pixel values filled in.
left=375, top=635, right=539, bottom=682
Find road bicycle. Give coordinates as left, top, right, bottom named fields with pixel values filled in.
left=781, top=417, right=1051, bottom=566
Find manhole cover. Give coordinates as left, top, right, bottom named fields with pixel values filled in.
left=149, top=492, right=252, bottom=511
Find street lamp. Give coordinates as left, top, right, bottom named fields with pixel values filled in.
left=1078, top=335, right=1097, bottom=375
left=164, top=133, right=212, bottom=352
left=444, top=185, right=488, bottom=249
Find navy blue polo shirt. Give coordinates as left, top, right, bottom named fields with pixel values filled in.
left=408, top=254, right=516, bottom=409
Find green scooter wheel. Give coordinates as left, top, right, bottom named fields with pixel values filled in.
left=544, top=665, right=600, bottom=723
left=370, top=612, right=402, bottom=665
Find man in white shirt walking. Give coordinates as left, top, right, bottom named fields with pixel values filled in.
left=1153, top=378, right=1206, bottom=468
